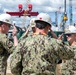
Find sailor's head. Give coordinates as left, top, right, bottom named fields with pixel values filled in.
left=0, top=13, right=13, bottom=33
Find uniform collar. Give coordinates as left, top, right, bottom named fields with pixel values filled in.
left=32, top=32, right=47, bottom=36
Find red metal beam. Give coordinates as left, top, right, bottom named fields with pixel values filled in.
left=6, top=10, right=38, bottom=17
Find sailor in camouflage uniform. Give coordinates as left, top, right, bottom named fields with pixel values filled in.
left=18, top=18, right=36, bottom=42
left=62, top=26, right=76, bottom=75
left=19, top=17, right=58, bottom=42
left=10, top=13, right=75, bottom=75
left=0, top=13, right=15, bottom=75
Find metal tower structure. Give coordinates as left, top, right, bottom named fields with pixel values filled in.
left=6, top=0, right=38, bottom=27
left=69, top=0, right=72, bottom=25
left=54, top=7, right=61, bottom=27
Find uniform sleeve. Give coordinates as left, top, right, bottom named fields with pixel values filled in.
left=18, top=33, right=28, bottom=43
left=1, top=34, right=14, bottom=53
left=52, top=39, right=75, bottom=60
left=10, top=43, right=22, bottom=75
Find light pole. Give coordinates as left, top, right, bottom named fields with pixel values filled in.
left=55, top=11, right=58, bottom=27
left=69, top=0, right=72, bottom=25
left=63, top=0, right=68, bottom=31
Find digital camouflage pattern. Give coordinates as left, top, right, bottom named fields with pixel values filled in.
left=18, top=31, right=33, bottom=43
left=0, top=33, right=14, bottom=75
left=61, top=42, right=70, bottom=75
left=10, top=34, right=74, bottom=75
left=71, top=45, right=76, bottom=75
left=62, top=45, right=76, bottom=75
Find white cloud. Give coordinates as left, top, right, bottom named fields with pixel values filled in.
left=0, top=4, right=4, bottom=14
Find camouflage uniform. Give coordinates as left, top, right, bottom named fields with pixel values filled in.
left=71, top=45, right=76, bottom=75
left=0, top=33, right=14, bottom=75
left=10, top=34, right=74, bottom=75
left=18, top=31, right=33, bottom=42
left=61, top=42, right=70, bottom=75
left=62, top=44, right=76, bottom=75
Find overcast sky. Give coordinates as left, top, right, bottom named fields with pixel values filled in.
left=0, top=0, right=76, bottom=28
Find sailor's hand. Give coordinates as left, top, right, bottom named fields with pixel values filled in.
left=58, top=33, right=64, bottom=40
left=48, top=26, right=52, bottom=32
left=12, top=26, right=18, bottom=36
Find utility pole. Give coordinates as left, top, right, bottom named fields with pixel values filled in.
left=69, top=0, right=72, bottom=25
left=55, top=11, right=58, bottom=27
left=63, top=0, right=68, bottom=31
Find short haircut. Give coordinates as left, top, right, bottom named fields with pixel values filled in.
left=36, top=21, right=47, bottom=29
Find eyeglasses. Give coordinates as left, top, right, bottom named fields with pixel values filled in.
left=66, top=34, right=72, bottom=37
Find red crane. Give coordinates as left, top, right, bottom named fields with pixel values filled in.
left=6, top=4, right=39, bottom=17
